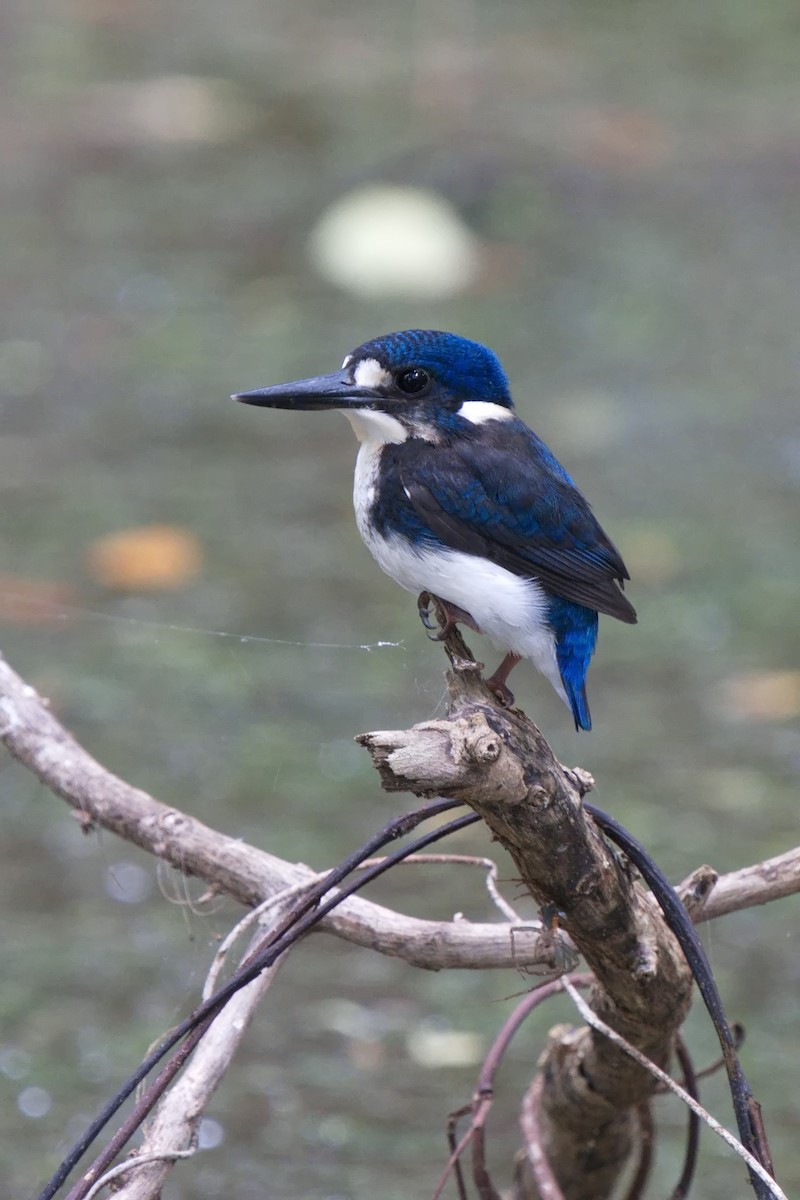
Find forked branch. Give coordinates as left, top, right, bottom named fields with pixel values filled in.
left=358, top=626, right=711, bottom=1200
left=0, top=641, right=789, bottom=1200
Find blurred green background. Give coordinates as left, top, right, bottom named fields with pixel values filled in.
left=2, top=2, right=800, bottom=1197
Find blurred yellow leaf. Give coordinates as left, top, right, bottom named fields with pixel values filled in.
left=87, top=525, right=202, bottom=592
left=719, top=670, right=800, bottom=722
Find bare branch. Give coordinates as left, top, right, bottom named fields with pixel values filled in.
left=58, top=809, right=483, bottom=1200
left=1, top=646, right=797, bottom=991
left=359, top=631, right=697, bottom=1199
left=679, top=849, right=800, bottom=922
left=0, top=642, right=795, bottom=1198
left=0, top=651, right=552, bottom=973
left=361, top=852, right=524, bottom=922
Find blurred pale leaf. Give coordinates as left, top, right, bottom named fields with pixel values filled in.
left=718, top=670, right=800, bottom=722
left=308, top=184, right=480, bottom=299
left=73, top=75, right=258, bottom=148
left=406, top=1025, right=483, bottom=1068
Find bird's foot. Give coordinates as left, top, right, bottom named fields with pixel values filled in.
left=486, top=652, right=522, bottom=707
left=417, top=592, right=480, bottom=642
left=486, top=677, right=515, bottom=707
left=417, top=591, right=445, bottom=638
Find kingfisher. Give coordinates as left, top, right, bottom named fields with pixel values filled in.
left=234, top=330, right=636, bottom=730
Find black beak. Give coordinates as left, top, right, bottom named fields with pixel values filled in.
left=233, top=369, right=381, bottom=412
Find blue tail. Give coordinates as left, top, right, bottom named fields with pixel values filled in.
left=549, top=598, right=599, bottom=732
left=563, top=676, right=592, bottom=732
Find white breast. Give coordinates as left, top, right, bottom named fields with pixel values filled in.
left=369, top=533, right=565, bottom=702
left=341, top=408, right=565, bottom=702
left=343, top=408, right=407, bottom=551
left=352, top=439, right=385, bottom=547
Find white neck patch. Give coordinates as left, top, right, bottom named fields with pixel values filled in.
left=341, top=407, right=407, bottom=445
left=457, top=400, right=514, bottom=425
left=354, top=357, right=392, bottom=390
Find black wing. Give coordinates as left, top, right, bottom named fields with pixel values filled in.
left=400, top=427, right=637, bottom=624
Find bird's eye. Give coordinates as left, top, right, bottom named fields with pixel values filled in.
left=396, top=367, right=430, bottom=395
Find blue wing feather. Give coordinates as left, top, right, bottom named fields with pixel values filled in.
left=395, top=420, right=637, bottom=625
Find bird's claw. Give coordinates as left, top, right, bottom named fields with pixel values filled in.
left=417, top=592, right=454, bottom=641
left=417, top=591, right=438, bottom=632
left=418, top=596, right=519, bottom=704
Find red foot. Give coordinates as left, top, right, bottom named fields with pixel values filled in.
left=486, top=652, right=522, bottom=707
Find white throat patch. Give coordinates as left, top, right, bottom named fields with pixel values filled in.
left=457, top=400, right=514, bottom=425
left=340, top=407, right=407, bottom=445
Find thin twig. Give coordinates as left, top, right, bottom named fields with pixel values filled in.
left=586, top=801, right=775, bottom=1192
left=364, top=852, right=578, bottom=977
left=444, top=1103, right=473, bottom=1200
left=436, top=1120, right=485, bottom=1200
left=671, top=1034, right=700, bottom=1200
left=561, top=979, right=787, bottom=1200
left=82, top=1151, right=194, bottom=1200
left=681, top=1024, right=745, bottom=1088
left=621, top=1103, right=655, bottom=1200
left=203, top=878, right=325, bottom=999
left=433, top=974, right=594, bottom=1200
left=519, top=1075, right=565, bottom=1200
left=361, top=852, right=523, bottom=922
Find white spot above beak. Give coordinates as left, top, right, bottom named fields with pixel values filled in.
left=353, top=357, right=392, bottom=390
